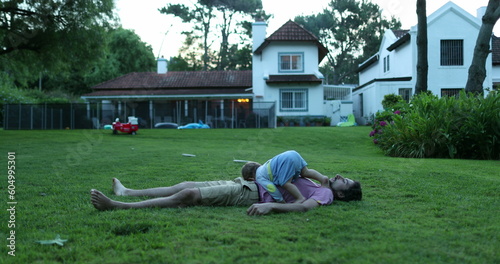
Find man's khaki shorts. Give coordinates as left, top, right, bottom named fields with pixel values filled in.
left=195, top=178, right=259, bottom=206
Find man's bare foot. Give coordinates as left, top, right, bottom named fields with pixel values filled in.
left=113, top=178, right=128, bottom=196
left=91, top=189, right=120, bottom=211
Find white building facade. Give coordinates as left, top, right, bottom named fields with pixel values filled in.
left=353, top=1, right=494, bottom=125
left=251, top=20, right=341, bottom=124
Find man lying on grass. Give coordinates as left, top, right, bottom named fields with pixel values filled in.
left=90, top=150, right=362, bottom=215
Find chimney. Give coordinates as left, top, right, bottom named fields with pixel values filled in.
left=252, top=20, right=267, bottom=52
left=157, top=57, right=167, bottom=74
left=477, top=6, right=486, bottom=20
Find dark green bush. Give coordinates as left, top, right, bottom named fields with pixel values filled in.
left=382, top=93, right=404, bottom=109
left=371, top=91, right=500, bottom=160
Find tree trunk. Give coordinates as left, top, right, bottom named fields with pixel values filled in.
left=415, top=0, right=428, bottom=95
left=217, top=9, right=233, bottom=71
left=465, top=0, right=500, bottom=95
left=201, top=9, right=213, bottom=71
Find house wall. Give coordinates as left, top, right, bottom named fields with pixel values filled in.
left=390, top=39, right=413, bottom=79
left=355, top=2, right=494, bottom=122
left=378, top=33, right=396, bottom=78
left=353, top=79, right=413, bottom=125
left=252, top=52, right=265, bottom=98
left=352, top=83, right=377, bottom=125
left=359, top=31, right=414, bottom=87
left=262, top=42, right=320, bottom=75
left=252, top=21, right=267, bottom=100
left=265, top=83, right=324, bottom=116
left=359, top=61, right=378, bottom=85
left=425, top=7, right=489, bottom=94
left=253, top=41, right=325, bottom=116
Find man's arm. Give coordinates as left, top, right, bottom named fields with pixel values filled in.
left=246, top=198, right=319, bottom=216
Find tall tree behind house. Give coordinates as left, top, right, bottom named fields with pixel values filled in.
left=415, top=0, right=428, bottom=94
left=465, top=0, right=500, bottom=95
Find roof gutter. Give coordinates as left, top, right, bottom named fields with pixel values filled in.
left=353, top=77, right=412, bottom=92
left=387, top=33, right=411, bottom=51
left=81, top=93, right=253, bottom=101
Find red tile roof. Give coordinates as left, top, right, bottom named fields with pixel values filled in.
left=267, top=20, right=321, bottom=41
left=83, top=71, right=252, bottom=99
left=254, top=20, right=329, bottom=62
left=83, top=88, right=251, bottom=97
left=266, top=74, right=322, bottom=84
left=392, top=29, right=410, bottom=39
left=83, top=20, right=332, bottom=100
left=92, top=71, right=252, bottom=89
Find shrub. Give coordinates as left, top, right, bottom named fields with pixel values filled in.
left=369, top=100, right=408, bottom=144
left=0, top=80, right=35, bottom=126
left=382, top=93, right=404, bottom=109
left=371, top=91, right=500, bottom=160
left=23, top=89, right=75, bottom=104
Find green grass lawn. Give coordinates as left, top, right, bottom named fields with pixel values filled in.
left=1, top=127, right=498, bottom=263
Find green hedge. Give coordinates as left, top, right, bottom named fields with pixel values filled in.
left=370, top=91, right=500, bottom=160
left=1, top=79, right=79, bottom=126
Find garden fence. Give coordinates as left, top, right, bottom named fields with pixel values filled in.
left=2, top=101, right=276, bottom=130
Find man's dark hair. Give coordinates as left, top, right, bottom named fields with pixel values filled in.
left=335, top=181, right=362, bottom=202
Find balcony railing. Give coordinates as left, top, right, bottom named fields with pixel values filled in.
left=324, top=85, right=354, bottom=101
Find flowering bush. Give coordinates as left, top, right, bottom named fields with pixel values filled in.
left=370, top=91, right=500, bottom=160
left=369, top=109, right=401, bottom=144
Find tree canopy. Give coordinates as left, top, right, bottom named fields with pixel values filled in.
left=1, top=0, right=408, bottom=98
left=65, top=27, right=156, bottom=95
left=159, top=0, right=267, bottom=71
left=295, top=0, right=401, bottom=85
left=0, top=0, right=116, bottom=87
left=0, top=1, right=157, bottom=96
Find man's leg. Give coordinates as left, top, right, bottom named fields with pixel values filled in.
left=91, top=187, right=202, bottom=211
left=113, top=178, right=196, bottom=197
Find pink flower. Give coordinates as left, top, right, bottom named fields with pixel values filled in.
left=373, top=139, right=379, bottom=144
left=394, top=110, right=401, bottom=115
left=369, top=130, right=376, bottom=137
left=380, top=121, right=387, bottom=127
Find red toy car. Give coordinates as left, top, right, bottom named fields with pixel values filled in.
left=112, top=117, right=139, bottom=135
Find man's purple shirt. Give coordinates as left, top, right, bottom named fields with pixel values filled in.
left=256, top=177, right=334, bottom=205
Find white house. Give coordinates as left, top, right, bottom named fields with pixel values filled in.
left=79, top=20, right=354, bottom=128
left=353, top=1, right=496, bottom=125
left=251, top=20, right=344, bottom=124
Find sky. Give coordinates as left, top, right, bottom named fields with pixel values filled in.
left=114, top=0, right=498, bottom=59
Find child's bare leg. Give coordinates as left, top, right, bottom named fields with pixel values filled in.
left=283, top=181, right=305, bottom=203
left=91, top=188, right=202, bottom=211
left=301, top=167, right=329, bottom=187
left=113, top=178, right=196, bottom=197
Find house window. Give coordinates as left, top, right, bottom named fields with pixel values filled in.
left=441, top=40, right=463, bottom=66
left=280, top=89, right=308, bottom=111
left=399, top=88, right=412, bottom=102
left=383, top=55, right=390, bottom=73
left=441, top=88, right=463, bottom=98
left=279, top=53, right=303, bottom=72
